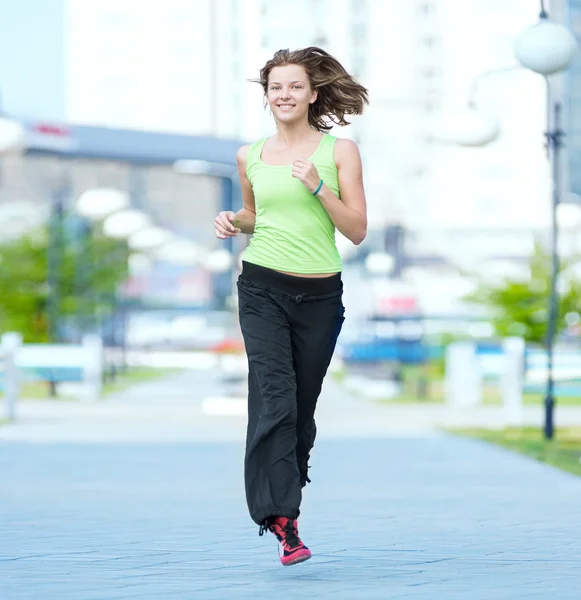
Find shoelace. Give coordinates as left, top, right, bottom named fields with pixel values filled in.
left=282, top=519, right=301, bottom=549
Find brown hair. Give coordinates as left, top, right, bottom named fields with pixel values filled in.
left=253, top=46, right=369, bottom=132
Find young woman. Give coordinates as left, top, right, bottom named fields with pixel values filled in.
left=214, top=46, right=368, bottom=566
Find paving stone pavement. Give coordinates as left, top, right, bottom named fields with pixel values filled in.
left=2, top=431, right=581, bottom=599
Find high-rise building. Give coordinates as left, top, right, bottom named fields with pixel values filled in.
left=562, top=0, right=581, bottom=200
left=65, top=0, right=220, bottom=134
left=0, top=1, right=556, bottom=243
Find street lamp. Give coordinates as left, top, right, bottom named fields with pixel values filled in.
left=442, top=4, right=578, bottom=439
left=154, top=239, right=204, bottom=265
left=102, top=209, right=151, bottom=238
left=0, top=201, right=48, bottom=240
left=205, top=248, right=234, bottom=273
left=76, top=188, right=130, bottom=220
left=557, top=202, right=581, bottom=229
left=128, top=226, right=172, bottom=250
left=514, top=5, right=578, bottom=440
left=514, top=9, right=578, bottom=76
left=430, top=106, right=500, bottom=147
left=365, top=252, right=394, bottom=275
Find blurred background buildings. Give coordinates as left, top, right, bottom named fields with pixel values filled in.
left=0, top=0, right=579, bottom=383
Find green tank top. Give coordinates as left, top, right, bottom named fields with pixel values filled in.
left=241, top=133, right=342, bottom=274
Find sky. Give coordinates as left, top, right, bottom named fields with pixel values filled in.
left=0, top=0, right=67, bottom=120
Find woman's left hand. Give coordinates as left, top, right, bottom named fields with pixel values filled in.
left=292, top=158, right=321, bottom=193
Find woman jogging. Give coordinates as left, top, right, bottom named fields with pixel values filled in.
left=214, top=46, right=368, bottom=566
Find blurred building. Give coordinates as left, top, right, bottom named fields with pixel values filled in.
left=0, top=1, right=550, bottom=229
left=1, top=0, right=578, bottom=319
left=561, top=0, right=581, bottom=200
left=0, top=120, right=242, bottom=309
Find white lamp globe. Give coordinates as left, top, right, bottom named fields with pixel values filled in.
left=515, top=18, right=578, bottom=76
left=557, top=202, right=581, bottom=229
left=76, top=188, right=130, bottom=220
left=0, top=117, right=25, bottom=155
left=102, top=209, right=151, bottom=238
left=205, top=249, right=233, bottom=273
left=155, top=239, right=203, bottom=265
left=0, top=201, right=48, bottom=238
left=431, top=108, right=500, bottom=147
left=128, top=226, right=172, bottom=250
left=365, top=252, right=394, bottom=275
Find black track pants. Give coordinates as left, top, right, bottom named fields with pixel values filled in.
left=237, top=261, right=345, bottom=526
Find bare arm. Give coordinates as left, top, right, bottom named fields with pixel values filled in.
left=214, top=145, right=256, bottom=238
left=233, top=145, right=256, bottom=234
left=292, top=139, right=367, bottom=245
left=318, top=139, right=367, bottom=245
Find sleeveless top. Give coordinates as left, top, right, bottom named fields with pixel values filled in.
left=241, top=133, right=342, bottom=274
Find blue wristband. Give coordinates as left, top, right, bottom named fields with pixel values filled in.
left=313, top=179, right=324, bottom=195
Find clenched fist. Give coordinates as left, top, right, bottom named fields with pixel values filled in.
left=214, top=211, right=241, bottom=239
left=291, top=158, right=321, bottom=193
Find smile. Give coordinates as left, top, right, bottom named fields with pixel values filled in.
left=277, top=105, right=295, bottom=111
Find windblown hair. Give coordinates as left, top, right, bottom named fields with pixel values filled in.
left=253, top=46, right=369, bottom=132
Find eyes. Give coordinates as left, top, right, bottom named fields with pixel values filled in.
left=269, top=85, right=303, bottom=91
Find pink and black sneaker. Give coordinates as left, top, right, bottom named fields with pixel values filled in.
left=268, top=517, right=312, bottom=566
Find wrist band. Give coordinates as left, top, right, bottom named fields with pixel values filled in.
left=313, top=180, right=324, bottom=195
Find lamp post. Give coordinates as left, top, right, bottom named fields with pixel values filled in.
left=514, top=5, right=577, bottom=439
left=76, top=186, right=157, bottom=377
left=438, top=4, right=577, bottom=439
left=75, top=187, right=134, bottom=341
left=47, top=179, right=67, bottom=344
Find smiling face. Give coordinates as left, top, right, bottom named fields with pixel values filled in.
left=266, top=64, right=318, bottom=126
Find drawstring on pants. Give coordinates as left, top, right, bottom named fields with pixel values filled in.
left=259, top=519, right=272, bottom=536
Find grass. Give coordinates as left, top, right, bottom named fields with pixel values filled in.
left=450, top=426, right=581, bottom=477
left=339, top=369, right=581, bottom=406
left=376, top=387, right=581, bottom=406
left=387, top=384, right=581, bottom=406
left=338, top=363, right=581, bottom=405
left=0, top=381, right=71, bottom=401
left=0, top=367, right=177, bottom=400
left=102, top=367, right=178, bottom=395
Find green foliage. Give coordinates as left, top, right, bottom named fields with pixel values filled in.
left=464, top=243, right=581, bottom=344
left=0, top=217, right=129, bottom=342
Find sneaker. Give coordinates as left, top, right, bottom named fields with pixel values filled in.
left=271, top=517, right=312, bottom=566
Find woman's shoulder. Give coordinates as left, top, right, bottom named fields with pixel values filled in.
left=331, top=136, right=360, bottom=151
left=236, top=138, right=268, bottom=167
left=237, top=138, right=268, bottom=166
left=331, top=136, right=361, bottom=165
left=320, top=134, right=360, bottom=153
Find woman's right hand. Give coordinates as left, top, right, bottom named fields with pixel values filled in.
left=214, top=211, right=241, bottom=239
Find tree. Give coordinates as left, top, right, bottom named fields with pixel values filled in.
left=0, top=217, right=129, bottom=343
left=464, top=243, right=581, bottom=344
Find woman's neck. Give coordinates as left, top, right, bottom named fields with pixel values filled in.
left=274, top=121, right=320, bottom=147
